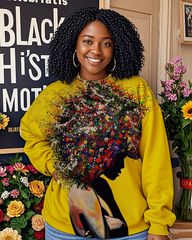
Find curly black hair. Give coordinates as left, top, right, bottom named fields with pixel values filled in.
left=48, top=7, right=145, bottom=84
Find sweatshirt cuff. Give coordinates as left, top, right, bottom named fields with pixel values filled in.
left=148, top=222, right=169, bottom=235
left=45, top=160, right=55, bottom=176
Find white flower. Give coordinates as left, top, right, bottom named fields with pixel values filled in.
left=1, top=191, right=10, bottom=200
left=20, top=176, right=29, bottom=187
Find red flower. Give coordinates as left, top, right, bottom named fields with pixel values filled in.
left=34, top=229, right=45, bottom=239
left=0, top=209, right=4, bottom=222
left=34, top=197, right=44, bottom=212
left=6, top=165, right=14, bottom=174
left=25, top=164, right=39, bottom=174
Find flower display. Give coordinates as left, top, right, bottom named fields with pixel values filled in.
left=0, top=153, right=51, bottom=239
left=0, top=227, right=22, bottom=240
left=159, top=57, right=192, bottom=221
left=29, top=181, right=45, bottom=198
left=0, top=113, right=9, bottom=130
left=159, top=57, right=192, bottom=157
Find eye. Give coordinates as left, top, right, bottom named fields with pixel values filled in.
left=102, top=42, right=112, bottom=47
left=83, top=40, right=92, bottom=44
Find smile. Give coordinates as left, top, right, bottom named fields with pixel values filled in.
left=87, top=57, right=102, bottom=63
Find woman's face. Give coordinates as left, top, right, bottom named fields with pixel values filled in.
left=76, top=20, right=114, bottom=81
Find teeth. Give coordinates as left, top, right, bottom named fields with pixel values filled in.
left=87, top=58, right=101, bottom=62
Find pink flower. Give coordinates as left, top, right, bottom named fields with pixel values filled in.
left=173, top=56, right=182, bottom=64
left=164, top=91, right=171, bottom=97
left=0, top=167, right=7, bottom=177
left=179, top=82, right=187, bottom=88
left=10, top=189, right=20, bottom=198
left=167, top=93, right=177, bottom=101
left=25, top=164, right=39, bottom=174
left=6, top=165, right=14, bottom=175
left=181, top=66, right=187, bottom=74
left=181, top=88, right=192, bottom=97
left=174, top=66, right=182, bottom=74
left=165, top=62, right=174, bottom=68
left=173, top=74, right=180, bottom=81
left=1, top=177, right=10, bottom=186
left=165, top=85, right=172, bottom=91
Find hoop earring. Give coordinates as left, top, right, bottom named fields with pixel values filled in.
left=107, top=56, right=116, bottom=72
left=73, top=50, right=80, bottom=67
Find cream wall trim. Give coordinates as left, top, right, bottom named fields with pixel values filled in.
left=157, top=0, right=172, bottom=102
left=99, top=0, right=110, bottom=9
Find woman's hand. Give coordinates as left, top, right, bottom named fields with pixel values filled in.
left=52, top=172, right=60, bottom=184
left=147, top=234, right=171, bottom=240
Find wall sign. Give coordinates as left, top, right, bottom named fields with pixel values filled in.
left=0, top=0, right=99, bottom=153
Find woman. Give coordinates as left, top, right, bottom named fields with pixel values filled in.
left=20, top=7, right=176, bottom=240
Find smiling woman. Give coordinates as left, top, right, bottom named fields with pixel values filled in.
left=76, top=21, right=114, bottom=80
left=20, top=7, right=176, bottom=240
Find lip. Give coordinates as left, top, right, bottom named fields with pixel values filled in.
left=86, top=57, right=103, bottom=64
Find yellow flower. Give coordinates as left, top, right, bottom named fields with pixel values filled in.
left=13, top=162, right=29, bottom=175
left=7, top=200, right=25, bottom=218
left=182, top=100, right=192, bottom=120
left=0, top=114, right=9, bottom=130
left=31, top=214, right=45, bottom=231
left=13, top=175, right=16, bottom=179
left=0, top=228, right=22, bottom=240
left=29, top=180, right=45, bottom=197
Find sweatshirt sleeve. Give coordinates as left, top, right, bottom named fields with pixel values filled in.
left=20, top=110, right=55, bottom=176
left=138, top=107, right=176, bottom=235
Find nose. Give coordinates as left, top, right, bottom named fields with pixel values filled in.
left=91, top=43, right=101, bottom=55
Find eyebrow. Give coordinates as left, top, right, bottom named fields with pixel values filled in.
left=81, top=35, right=113, bottom=40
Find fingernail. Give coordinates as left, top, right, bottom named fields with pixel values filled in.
left=57, top=180, right=60, bottom=184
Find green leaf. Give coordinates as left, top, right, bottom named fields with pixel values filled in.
left=182, top=118, right=192, bottom=128
left=186, top=131, right=192, bottom=141
left=24, top=209, right=35, bottom=221
left=177, top=99, right=188, bottom=108
left=20, top=189, right=28, bottom=199
left=34, top=197, right=41, bottom=205
left=24, top=200, right=31, bottom=209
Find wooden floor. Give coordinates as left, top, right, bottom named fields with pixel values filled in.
left=169, top=221, right=192, bottom=240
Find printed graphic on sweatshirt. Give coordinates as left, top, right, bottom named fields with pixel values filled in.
left=42, top=76, right=144, bottom=189
left=68, top=153, right=128, bottom=238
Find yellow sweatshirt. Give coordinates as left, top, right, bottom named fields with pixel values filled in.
left=20, top=75, right=176, bottom=238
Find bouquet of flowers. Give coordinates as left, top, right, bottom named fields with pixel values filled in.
left=159, top=56, right=192, bottom=157
left=0, top=153, right=51, bottom=240
left=159, top=56, right=192, bottom=221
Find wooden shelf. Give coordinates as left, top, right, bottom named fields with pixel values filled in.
left=169, top=220, right=192, bottom=239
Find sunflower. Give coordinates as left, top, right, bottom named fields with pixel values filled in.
left=0, top=227, right=22, bottom=240
left=182, top=100, right=192, bottom=120
left=0, top=114, right=9, bottom=130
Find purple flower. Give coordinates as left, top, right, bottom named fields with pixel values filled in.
left=165, top=85, right=172, bottom=91
left=167, top=93, right=177, bottom=101
left=174, top=66, right=182, bottom=74
left=181, top=88, right=192, bottom=97
left=181, top=66, right=187, bottom=74
left=179, top=82, right=186, bottom=88
left=173, top=74, right=180, bottom=81
left=165, top=91, right=172, bottom=97
left=165, top=62, right=174, bottom=68
left=173, top=56, right=182, bottom=64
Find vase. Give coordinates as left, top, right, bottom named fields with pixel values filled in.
left=175, top=155, right=192, bottom=221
